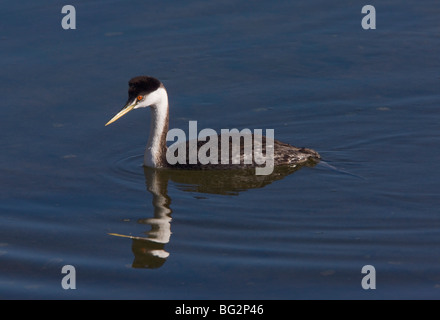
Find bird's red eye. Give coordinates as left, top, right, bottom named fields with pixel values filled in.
left=137, top=95, right=143, bottom=101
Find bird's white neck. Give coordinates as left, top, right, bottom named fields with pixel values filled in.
left=144, top=87, right=169, bottom=168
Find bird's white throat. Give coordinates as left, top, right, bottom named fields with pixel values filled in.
left=143, top=87, right=169, bottom=168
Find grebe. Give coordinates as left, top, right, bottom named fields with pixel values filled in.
left=106, top=76, right=320, bottom=172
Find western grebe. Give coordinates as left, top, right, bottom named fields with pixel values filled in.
left=105, top=76, right=320, bottom=171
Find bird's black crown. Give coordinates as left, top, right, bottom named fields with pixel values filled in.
left=128, top=76, right=162, bottom=101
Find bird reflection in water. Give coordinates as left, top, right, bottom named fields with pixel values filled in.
left=110, top=161, right=318, bottom=269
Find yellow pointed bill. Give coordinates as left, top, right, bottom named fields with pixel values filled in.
left=105, top=102, right=136, bottom=126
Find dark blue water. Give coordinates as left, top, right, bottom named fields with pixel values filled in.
left=1, top=0, right=440, bottom=299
